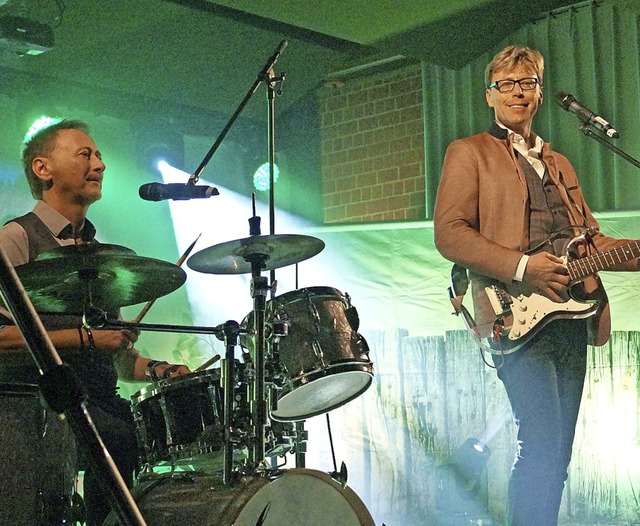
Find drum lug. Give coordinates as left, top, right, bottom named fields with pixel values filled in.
left=271, top=320, right=288, bottom=337
left=345, top=305, right=360, bottom=331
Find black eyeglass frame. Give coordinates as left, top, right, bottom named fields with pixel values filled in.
left=487, top=77, right=540, bottom=93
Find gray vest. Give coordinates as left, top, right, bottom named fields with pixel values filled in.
left=2, top=213, right=119, bottom=407
left=518, top=154, right=572, bottom=256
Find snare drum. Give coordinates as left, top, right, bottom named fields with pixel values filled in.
left=103, top=469, right=375, bottom=525
left=131, top=369, right=231, bottom=468
left=243, top=286, right=373, bottom=421
left=0, top=383, right=78, bottom=525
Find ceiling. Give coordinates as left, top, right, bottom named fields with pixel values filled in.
left=0, top=0, right=585, bottom=125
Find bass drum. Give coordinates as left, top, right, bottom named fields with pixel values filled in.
left=103, top=469, right=375, bottom=525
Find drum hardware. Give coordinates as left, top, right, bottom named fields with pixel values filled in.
left=219, top=319, right=241, bottom=484
left=177, top=36, right=323, bottom=478
left=294, top=422, right=308, bottom=468
left=325, top=413, right=348, bottom=489
left=264, top=420, right=300, bottom=459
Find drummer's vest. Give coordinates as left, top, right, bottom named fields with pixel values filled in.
left=0, top=212, right=120, bottom=407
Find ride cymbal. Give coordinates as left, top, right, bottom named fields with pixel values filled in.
left=187, top=234, right=325, bottom=274
left=15, top=243, right=187, bottom=313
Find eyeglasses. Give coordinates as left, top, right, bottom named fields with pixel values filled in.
left=487, top=77, right=539, bottom=93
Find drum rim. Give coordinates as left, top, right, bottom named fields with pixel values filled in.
left=131, top=368, right=221, bottom=402
left=269, top=285, right=345, bottom=303
left=0, top=382, right=40, bottom=396
left=283, top=359, right=373, bottom=390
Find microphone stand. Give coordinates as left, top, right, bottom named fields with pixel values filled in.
left=0, top=248, right=147, bottom=526
left=187, top=40, right=288, bottom=185
left=579, top=124, right=640, bottom=170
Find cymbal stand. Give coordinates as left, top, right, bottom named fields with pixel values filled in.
left=246, top=213, right=273, bottom=468
left=0, top=248, right=147, bottom=526
left=219, top=320, right=240, bottom=485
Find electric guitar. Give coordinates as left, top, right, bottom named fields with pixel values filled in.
left=471, top=237, right=640, bottom=354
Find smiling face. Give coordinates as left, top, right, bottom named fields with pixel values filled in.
left=485, top=64, right=543, bottom=141
left=32, top=128, right=105, bottom=208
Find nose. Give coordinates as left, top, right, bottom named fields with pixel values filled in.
left=93, top=156, right=105, bottom=172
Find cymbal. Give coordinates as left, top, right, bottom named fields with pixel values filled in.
left=187, top=234, right=325, bottom=274
left=15, top=243, right=187, bottom=313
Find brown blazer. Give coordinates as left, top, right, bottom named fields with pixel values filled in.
left=434, top=126, right=637, bottom=346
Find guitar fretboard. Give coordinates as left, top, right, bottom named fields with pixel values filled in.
left=569, top=241, right=640, bottom=280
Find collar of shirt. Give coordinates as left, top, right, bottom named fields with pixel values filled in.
left=33, top=200, right=97, bottom=242
left=494, top=121, right=546, bottom=178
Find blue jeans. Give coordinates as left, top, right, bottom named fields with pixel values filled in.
left=493, top=319, right=587, bottom=526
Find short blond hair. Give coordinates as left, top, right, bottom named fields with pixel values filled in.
left=485, top=45, right=544, bottom=87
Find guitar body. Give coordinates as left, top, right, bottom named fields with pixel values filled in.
left=477, top=278, right=601, bottom=354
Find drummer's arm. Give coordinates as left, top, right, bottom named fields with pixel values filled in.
left=0, top=318, right=139, bottom=365
left=0, top=324, right=90, bottom=365
left=114, top=348, right=190, bottom=382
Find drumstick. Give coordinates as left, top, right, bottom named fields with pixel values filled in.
left=133, top=233, right=201, bottom=323
left=195, top=354, right=221, bottom=371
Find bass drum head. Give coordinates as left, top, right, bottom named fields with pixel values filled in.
left=103, top=469, right=375, bottom=525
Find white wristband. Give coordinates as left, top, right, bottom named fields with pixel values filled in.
left=514, top=254, right=530, bottom=282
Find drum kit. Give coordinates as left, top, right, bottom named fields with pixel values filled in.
left=12, top=224, right=376, bottom=525
left=0, top=38, right=380, bottom=526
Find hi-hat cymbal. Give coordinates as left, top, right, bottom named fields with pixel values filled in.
left=15, top=243, right=187, bottom=313
left=187, top=234, right=325, bottom=275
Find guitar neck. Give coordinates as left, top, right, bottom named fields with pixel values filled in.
left=569, top=241, right=640, bottom=280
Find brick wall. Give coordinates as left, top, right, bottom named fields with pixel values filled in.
left=319, top=65, right=426, bottom=224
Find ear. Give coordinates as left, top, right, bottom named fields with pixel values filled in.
left=32, top=157, right=53, bottom=184
left=485, top=88, right=495, bottom=108
left=538, top=88, right=544, bottom=105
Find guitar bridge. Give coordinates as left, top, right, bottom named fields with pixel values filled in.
left=486, top=285, right=513, bottom=316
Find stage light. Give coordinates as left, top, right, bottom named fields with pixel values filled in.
left=435, top=438, right=493, bottom=524
left=253, top=162, right=279, bottom=191
left=133, top=126, right=184, bottom=175
left=450, top=438, right=490, bottom=489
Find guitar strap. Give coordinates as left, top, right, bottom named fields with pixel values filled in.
left=557, top=170, right=599, bottom=253
left=448, top=264, right=480, bottom=339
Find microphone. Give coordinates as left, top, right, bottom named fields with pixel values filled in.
left=139, top=183, right=219, bottom=202
left=554, top=91, right=619, bottom=139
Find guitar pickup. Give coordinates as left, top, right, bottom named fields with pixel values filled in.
left=485, top=285, right=513, bottom=316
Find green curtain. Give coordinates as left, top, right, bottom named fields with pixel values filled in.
left=423, top=0, right=640, bottom=218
